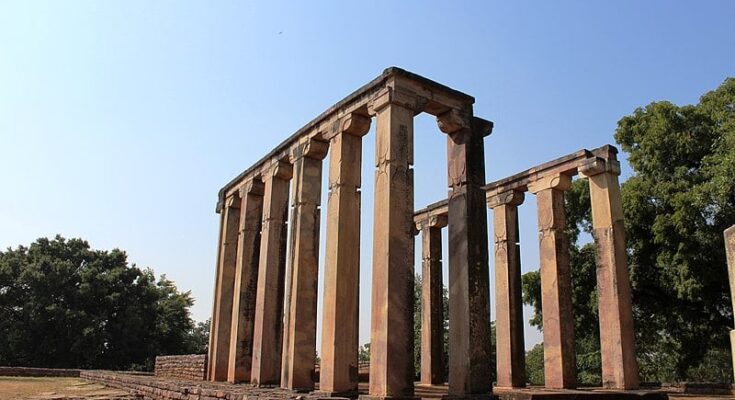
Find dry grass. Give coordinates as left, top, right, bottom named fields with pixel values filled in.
left=0, top=377, right=134, bottom=400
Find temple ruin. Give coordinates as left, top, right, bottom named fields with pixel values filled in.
left=207, top=67, right=640, bottom=398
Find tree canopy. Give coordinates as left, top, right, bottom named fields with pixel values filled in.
left=0, top=235, right=208, bottom=370
left=522, top=77, right=735, bottom=383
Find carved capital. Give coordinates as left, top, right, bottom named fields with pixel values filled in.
left=332, top=113, right=371, bottom=138
left=290, top=138, right=329, bottom=162
left=368, top=87, right=425, bottom=115
left=578, top=157, right=621, bottom=178
left=262, top=160, right=293, bottom=181
left=225, top=193, right=241, bottom=209
left=527, top=173, right=572, bottom=194
left=415, top=213, right=448, bottom=232
left=436, top=108, right=470, bottom=134
left=473, top=117, right=494, bottom=138
left=239, top=178, right=265, bottom=197
left=487, top=189, right=525, bottom=209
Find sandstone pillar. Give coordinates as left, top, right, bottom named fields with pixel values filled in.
left=227, top=180, right=264, bottom=383
left=488, top=190, right=526, bottom=388
left=366, top=90, right=416, bottom=400
left=320, top=113, right=371, bottom=396
left=580, top=156, right=639, bottom=389
left=528, top=174, right=576, bottom=389
left=208, top=194, right=241, bottom=381
left=251, top=160, right=293, bottom=386
left=725, top=225, right=735, bottom=382
left=281, top=139, right=328, bottom=391
left=438, top=111, right=493, bottom=397
left=417, top=215, right=447, bottom=386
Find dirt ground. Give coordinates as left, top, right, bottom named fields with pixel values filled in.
left=0, top=377, right=136, bottom=400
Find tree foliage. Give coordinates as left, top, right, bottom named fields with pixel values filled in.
left=0, top=235, right=207, bottom=370
left=521, top=77, right=735, bottom=383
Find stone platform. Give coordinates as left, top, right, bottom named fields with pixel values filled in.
left=79, top=371, right=722, bottom=400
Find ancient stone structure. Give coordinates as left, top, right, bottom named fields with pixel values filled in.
left=726, top=225, right=735, bottom=381
left=155, top=355, right=207, bottom=381
left=207, top=67, right=640, bottom=397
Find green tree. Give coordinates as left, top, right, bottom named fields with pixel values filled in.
left=0, top=235, right=201, bottom=370
left=521, top=77, right=735, bottom=383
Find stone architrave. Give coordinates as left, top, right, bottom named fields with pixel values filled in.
left=208, top=194, right=241, bottom=381
left=417, top=214, right=447, bottom=386
left=280, top=139, right=328, bottom=391
left=319, top=113, right=371, bottom=396
left=579, top=155, right=639, bottom=390
left=726, top=225, right=735, bottom=382
left=438, top=109, right=494, bottom=397
left=227, top=179, right=264, bottom=383
left=528, top=174, right=576, bottom=389
left=251, top=160, right=293, bottom=386
left=366, top=88, right=417, bottom=400
left=488, top=190, right=526, bottom=388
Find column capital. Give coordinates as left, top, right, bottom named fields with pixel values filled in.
left=239, top=179, right=265, bottom=197
left=415, top=213, right=448, bottom=232
left=262, top=160, right=293, bottom=181
left=437, top=110, right=493, bottom=137
left=368, top=86, right=426, bottom=115
left=225, top=193, right=242, bottom=209
left=578, top=157, right=621, bottom=178
left=290, top=138, right=329, bottom=162
left=527, top=173, right=572, bottom=194
left=487, top=189, right=525, bottom=209
left=329, top=112, right=371, bottom=139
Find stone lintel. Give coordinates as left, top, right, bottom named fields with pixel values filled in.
left=487, top=190, right=525, bottom=209
left=368, top=86, right=426, bottom=116
left=527, top=173, right=572, bottom=194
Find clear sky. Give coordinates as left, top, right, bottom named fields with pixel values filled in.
left=1, top=1, right=734, bottom=350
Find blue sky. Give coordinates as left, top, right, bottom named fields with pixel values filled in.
left=1, top=1, right=733, bottom=350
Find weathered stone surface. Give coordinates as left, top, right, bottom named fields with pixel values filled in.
left=320, top=113, right=370, bottom=396
left=489, top=190, right=526, bottom=388
left=156, top=355, right=208, bottom=381
left=208, top=195, right=241, bottom=381
left=367, top=94, right=416, bottom=399
left=726, top=225, right=735, bottom=382
left=441, top=114, right=493, bottom=397
left=281, top=139, right=328, bottom=391
left=227, top=180, right=264, bottom=383
left=580, top=156, right=639, bottom=390
left=528, top=174, right=576, bottom=390
left=251, top=160, right=293, bottom=386
left=417, top=215, right=447, bottom=386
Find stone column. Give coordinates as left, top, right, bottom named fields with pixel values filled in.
left=320, top=113, right=371, bottom=396
left=725, top=225, right=735, bottom=382
left=488, top=190, right=526, bottom=388
left=251, top=160, right=293, bottom=386
left=580, top=156, right=638, bottom=389
left=281, top=139, right=328, bottom=391
left=366, top=88, right=417, bottom=400
left=527, top=174, right=576, bottom=389
left=207, top=211, right=224, bottom=381
left=438, top=110, right=493, bottom=397
left=208, top=194, right=241, bottom=381
left=417, top=215, right=447, bottom=386
left=227, top=179, right=264, bottom=383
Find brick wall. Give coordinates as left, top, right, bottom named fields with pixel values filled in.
left=0, top=366, right=81, bottom=377
left=154, top=354, right=207, bottom=381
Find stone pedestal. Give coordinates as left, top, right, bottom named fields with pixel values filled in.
left=528, top=174, right=576, bottom=390
left=208, top=195, right=241, bottom=381
left=489, top=190, right=526, bottom=388
left=319, top=114, right=371, bottom=397
left=251, top=161, right=293, bottom=386
left=281, top=140, right=328, bottom=391
left=227, top=181, right=264, bottom=383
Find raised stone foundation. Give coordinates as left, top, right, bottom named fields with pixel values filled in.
left=0, top=366, right=81, bottom=377
left=154, top=354, right=207, bottom=381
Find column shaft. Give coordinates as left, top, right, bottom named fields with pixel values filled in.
left=208, top=196, right=241, bottom=381
left=490, top=191, right=526, bottom=388
left=320, top=114, right=369, bottom=395
left=369, top=101, right=416, bottom=398
left=529, top=175, right=576, bottom=389
left=584, top=164, right=638, bottom=389
left=420, top=224, right=445, bottom=385
left=281, top=143, right=327, bottom=390
left=442, top=114, right=493, bottom=396
left=726, top=225, right=735, bottom=383
left=227, top=182, right=264, bottom=383
left=251, top=162, right=292, bottom=386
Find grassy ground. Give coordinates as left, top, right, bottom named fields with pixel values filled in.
left=0, top=376, right=134, bottom=400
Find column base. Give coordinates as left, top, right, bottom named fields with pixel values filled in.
left=359, top=395, right=419, bottom=400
